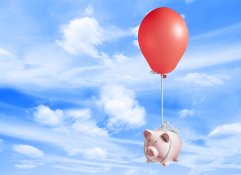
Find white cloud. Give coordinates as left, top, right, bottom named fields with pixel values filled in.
left=33, top=106, right=108, bottom=137
left=57, top=17, right=104, bottom=58
left=179, top=109, right=194, bottom=118
left=180, top=73, right=229, bottom=87
left=84, top=147, right=107, bottom=159
left=57, top=15, right=130, bottom=59
left=66, top=109, right=91, bottom=120
left=65, top=108, right=108, bottom=137
left=13, top=144, right=44, bottom=158
left=209, top=123, right=241, bottom=137
left=57, top=5, right=131, bottom=59
left=0, top=48, right=12, bottom=57
left=113, top=54, right=130, bottom=63
left=98, top=85, right=145, bottom=130
left=71, top=120, right=108, bottom=137
left=34, top=105, right=64, bottom=126
left=57, top=5, right=130, bottom=59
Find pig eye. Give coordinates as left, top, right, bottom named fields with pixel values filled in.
left=155, top=141, right=157, bottom=143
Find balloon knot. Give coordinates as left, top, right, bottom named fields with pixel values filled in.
left=162, top=75, right=167, bottom=78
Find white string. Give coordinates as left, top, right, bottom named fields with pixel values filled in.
left=161, top=75, right=164, bottom=126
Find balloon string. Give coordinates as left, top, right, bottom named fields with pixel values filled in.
left=161, top=75, right=164, bottom=126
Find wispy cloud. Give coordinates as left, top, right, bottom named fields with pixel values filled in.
left=209, top=122, right=241, bottom=137
left=45, top=155, right=142, bottom=173
left=0, top=48, right=13, bottom=57
left=190, top=22, right=241, bottom=42
left=14, top=160, right=43, bottom=169
left=178, top=72, right=229, bottom=87
left=0, top=22, right=239, bottom=91
left=180, top=123, right=241, bottom=175
left=179, top=44, right=241, bottom=70
left=179, top=22, right=241, bottom=71
left=0, top=124, right=142, bottom=173
left=0, top=116, right=143, bottom=171
left=15, top=163, right=36, bottom=169
left=13, top=144, right=44, bottom=158
left=179, top=109, right=194, bottom=118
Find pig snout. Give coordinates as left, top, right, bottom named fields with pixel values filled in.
left=146, top=146, right=158, bottom=158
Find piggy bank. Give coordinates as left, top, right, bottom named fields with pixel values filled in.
left=144, top=124, right=182, bottom=166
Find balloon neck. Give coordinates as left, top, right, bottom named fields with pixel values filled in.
left=150, top=71, right=167, bottom=78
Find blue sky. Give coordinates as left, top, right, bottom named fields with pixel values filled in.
left=0, top=0, right=241, bottom=175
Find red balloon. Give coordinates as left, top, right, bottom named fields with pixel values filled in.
left=138, top=7, right=188, bottom=74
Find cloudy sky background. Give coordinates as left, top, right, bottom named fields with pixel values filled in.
left=0, top=0, right=241, bottom=175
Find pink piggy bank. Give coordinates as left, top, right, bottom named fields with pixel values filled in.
left=144, top=127, right=182, bottom=166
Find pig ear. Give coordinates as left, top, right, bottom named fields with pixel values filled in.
left=144, top=130, right=153, bottom=139
left=161, top=133, right=169, bottom=143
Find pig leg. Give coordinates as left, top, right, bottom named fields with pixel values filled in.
left=173, top=157, right=179, bottom=162
left=162, top=161, right=170, bottom=166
